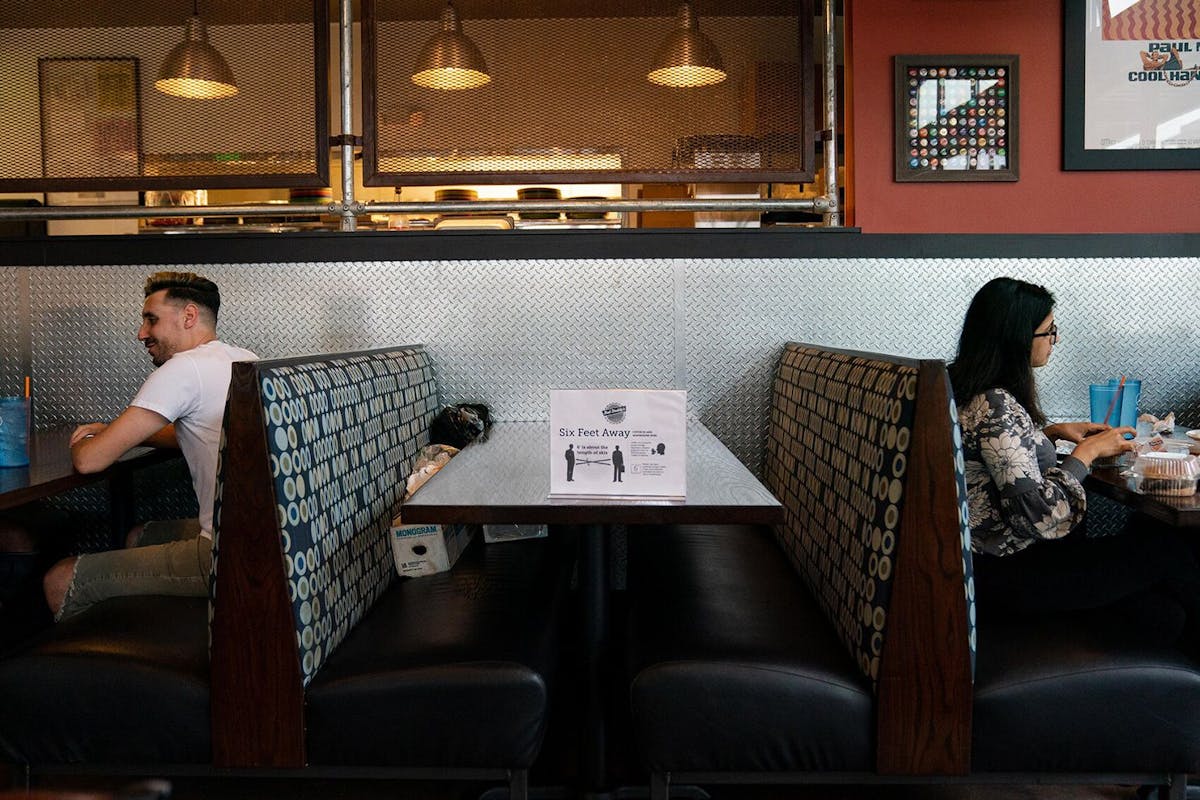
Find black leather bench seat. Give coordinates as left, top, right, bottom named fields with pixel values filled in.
left=973, top=616, right=1200, bottom=774
left=0, top=596, right=210, bottom=765
left=624, top=344, right=1200, bottom=798
left=306, top=536, right=570, bottom=769
left=627, top=524, right=874, bottom=774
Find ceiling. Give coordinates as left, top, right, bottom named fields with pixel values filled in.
left=0, top=0, right=806, bottom=28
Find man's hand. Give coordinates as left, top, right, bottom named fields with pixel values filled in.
left=70, top=422, right=108, bottom=446
left=71, top=407, right=171, bottom=473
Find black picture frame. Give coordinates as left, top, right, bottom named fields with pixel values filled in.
left=894, top=54, right=1018, bottom=182
left=1063, top=0, right=1200, bottom=170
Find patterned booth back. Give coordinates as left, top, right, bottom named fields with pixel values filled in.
left=764, top=342, right=975, bottom=775
left=209, top=345, right=439, bottom=768
left=765, top=343, right=920, bottom=685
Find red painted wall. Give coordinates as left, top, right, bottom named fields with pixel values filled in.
left=848, top=0, right=1200, bottom=233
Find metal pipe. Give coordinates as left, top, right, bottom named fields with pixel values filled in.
left=339, top=0, right=356, bottom=231
left=0, top=198, right=824, bottom=222
left=822, top=0, right=841, bottom=227
left=359, top=198, right=822, bottom=214
left=0, top=204, right=307, bottom=221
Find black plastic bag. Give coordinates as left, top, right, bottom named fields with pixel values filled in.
left=429, top=403, right=491, bottom=448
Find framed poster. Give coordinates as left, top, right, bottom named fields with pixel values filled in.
left=894, top=55, right=1018, bottom=182
left=39, top=57, right=142, bottom=179
left=1064, top=0, right=1200, bottom=170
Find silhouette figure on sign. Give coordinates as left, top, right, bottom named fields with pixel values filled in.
left=654, top=443, right=666, bottom=455
left=565, top=443, right=575, bottom=481
left=612, top=445, right=624, bottom=482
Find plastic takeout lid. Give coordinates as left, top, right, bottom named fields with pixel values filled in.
left=1131, top=451, right=1200, bottom=479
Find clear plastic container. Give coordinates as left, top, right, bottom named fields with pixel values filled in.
left=1130, top=452, right=1200, bottom=496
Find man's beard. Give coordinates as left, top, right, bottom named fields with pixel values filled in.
left=145, top=340, right=168, bottom=367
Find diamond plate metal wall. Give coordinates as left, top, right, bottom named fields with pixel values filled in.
left=0, top=267, right=24, bottom=399
left=17, top=254, right=1200, bottom=542
left=685, top=257, right=1200, bottom=470
left=425, top=259, right=677, bottom=417
left=205, top=258, right=678, bottom=420
left=682, top=256, right=977, bottom=469
left=30, top=266, right=156, bottom=427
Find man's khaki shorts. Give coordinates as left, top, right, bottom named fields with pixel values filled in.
left=57, top=518, right=212, bottom=622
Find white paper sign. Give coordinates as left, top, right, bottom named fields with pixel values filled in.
left=550, top=389, right=686, bottom=497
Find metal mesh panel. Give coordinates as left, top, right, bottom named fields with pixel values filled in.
left=365, top=0, right=813, bottom=184
left=0, top=0, right=328, bottom=191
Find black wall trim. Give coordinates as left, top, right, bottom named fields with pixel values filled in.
left=1, top=229, right=1197, bottom=266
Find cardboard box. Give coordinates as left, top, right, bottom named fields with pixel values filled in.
left=483, top=524, right=549, bottom=544
left=390, top=521, right=474, bottom=577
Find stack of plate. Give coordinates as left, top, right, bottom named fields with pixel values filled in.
left=517, top=187, right=560, bottom=220
left=566, top=196, right=609, bottom=220
left=287, top=187, right=334, bottom=224
left=435, top=188, right=478, bottom=202
left=289, top=187, right=333, bottom=204
left=434, top=188, right=487, bottom=219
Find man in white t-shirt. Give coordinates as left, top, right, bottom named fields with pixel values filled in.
left=43, top=272, right=257, bottom=621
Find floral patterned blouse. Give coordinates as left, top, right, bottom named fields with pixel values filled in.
left=957, top=388, right=1089, bottom=557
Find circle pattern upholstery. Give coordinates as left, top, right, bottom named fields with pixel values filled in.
left=946, top=376, right=978, bottom=676
left=765, top=345, right=919, bottom=685
left=212, top=347, right=438, bottom=685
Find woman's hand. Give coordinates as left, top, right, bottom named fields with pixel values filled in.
left=1070, top=426, right=1136, bottom=467
left=1044, top=421, right=1111, bottom=443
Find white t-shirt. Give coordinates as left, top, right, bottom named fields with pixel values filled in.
left=130, top=340, right=258, bottom=538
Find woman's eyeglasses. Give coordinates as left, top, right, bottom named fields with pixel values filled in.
left=1033, top=324, right=1058, bottom=343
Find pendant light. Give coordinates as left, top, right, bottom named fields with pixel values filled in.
left=155, top=0, right=239, bottom=99
left=411, top=2, right=492, bottom=90
left=647, top=1, right=726, bottom=88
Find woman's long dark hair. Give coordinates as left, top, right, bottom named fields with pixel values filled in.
left=947, top=277, right=1055, bottom=424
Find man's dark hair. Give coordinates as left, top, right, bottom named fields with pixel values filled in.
left=144, top=271, right=220, bottom=323
left=947, top=276, right=1055, bottom=425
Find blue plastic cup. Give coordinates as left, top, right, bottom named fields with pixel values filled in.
left=1107, top=378, right=1141, bottom=429
left=0, top=397, right=30, bottom=468
left=1089, top=384, right=1121, bottom=426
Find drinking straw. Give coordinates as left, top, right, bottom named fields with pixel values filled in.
left=1103, top=375, right=1125, bottom=426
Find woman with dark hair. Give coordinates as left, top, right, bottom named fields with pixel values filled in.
left=951, top=276, right=1200, bottom=642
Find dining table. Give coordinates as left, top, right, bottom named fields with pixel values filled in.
left=0, top=426, right=182, bottom=544
left=1083, top=429, right=1200, bottom=529
left=402, top=419, right=784, bottom=797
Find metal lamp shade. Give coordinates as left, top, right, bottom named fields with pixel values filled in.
left=155, top=15, right=239, bottom=99
left=411, top=2, right=491, bottom=90
left=647, top=2, right=726, bottom=88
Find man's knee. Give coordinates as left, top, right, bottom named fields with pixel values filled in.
left=43, top=557, right=77, bottom=618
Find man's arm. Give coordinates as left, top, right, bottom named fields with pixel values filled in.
left=140, top=423, right=178, bottom=449
left=70, top=406, right=172, bottom=474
